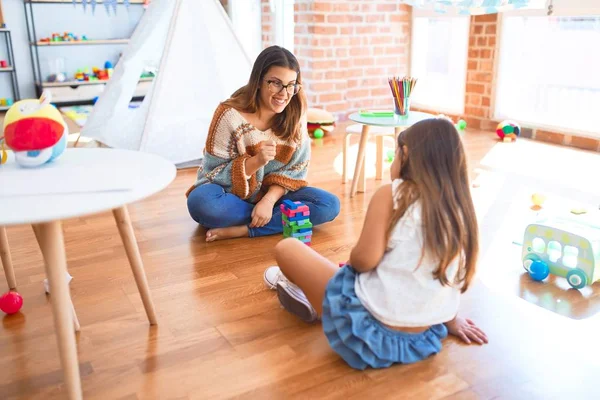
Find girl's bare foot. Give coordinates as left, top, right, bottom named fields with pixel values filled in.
left=205, top=225, right=249, bottom=242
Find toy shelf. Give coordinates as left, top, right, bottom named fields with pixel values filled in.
left=25, top=1, right=146, bottom=4
left=24, top=0, right=147, bottom=104
left=35, top=39, right=130, bottom=46
left=0, top=29, right=20, bottom=107
left=39, top=76, right=153, bottom=87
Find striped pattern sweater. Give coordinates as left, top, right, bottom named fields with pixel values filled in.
left=186, top=104, right=310, bottom=203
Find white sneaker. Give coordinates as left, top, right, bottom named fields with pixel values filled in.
left=44, top=271, right=73, bottom=294
left=264, top=266, right=288, bottom=290
left=277, top=280, right=318, bottom=323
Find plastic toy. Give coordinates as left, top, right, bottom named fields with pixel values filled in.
left=281, top=200, right=312, bottom=246
left=307, top=108, right=335, bottom=138
left=496, top=120, right=521, bottom=142
left=456, top=119, right=467, bottom=131
left=1, top=91, right=68, bottom=167
left=0, top=291, right=23, bottom=314
left=521, top=217, right=600, bottom=289
left=531, top=193, right=546, bottom=211
left=0, top=60, right=7, bottom=68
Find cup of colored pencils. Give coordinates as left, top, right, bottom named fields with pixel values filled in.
left=388, top=76, right=417, bottom=118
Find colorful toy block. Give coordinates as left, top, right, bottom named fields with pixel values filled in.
left=281, top=200, right=312, bottom=245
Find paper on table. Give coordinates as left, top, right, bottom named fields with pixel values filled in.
left=0, top=161, right=137, bottom=197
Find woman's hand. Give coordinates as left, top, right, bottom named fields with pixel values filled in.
left=250, top=198, right=275, bottom=228
left=445, top=316, right=488, bottom=345
left=255, top=140, right=276, bottom=166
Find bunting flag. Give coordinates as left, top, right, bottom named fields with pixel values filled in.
left=401, top=0, right=545, bottom=15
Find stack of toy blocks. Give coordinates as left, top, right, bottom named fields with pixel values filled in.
left=281, top=200, right=312, bottom=245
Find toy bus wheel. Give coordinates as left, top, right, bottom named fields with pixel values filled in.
left=566, top=269, right=587, bottom=289
left=522, top=253, right=542, bottom=272
left=528, top=260, right=549, bottom=281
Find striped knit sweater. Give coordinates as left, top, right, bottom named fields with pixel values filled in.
left=186, top=104, right=310, bottom=203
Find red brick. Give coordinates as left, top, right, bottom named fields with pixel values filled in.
left=466, top=83, right=485, bottom=94
left=390, top=13, right=408, bottom=23
left=353, top=57, right=375, bottom=67
left=313, top=2, right=332, bottom=12
left=465, top=106, right=486, bottom=118
left=488, top=36, right=496, bottom=47
left=340, top=26, right=353, bottom=35
left=350, top=47, right=371, bottom=56
left=480, top=60, right=493, bottom=72
left=370, top=36, right=393, bottom=45
left=469, top=37, right=476, bottom=47
left=371, top=87, right=390, bottom=97
left=311, top=82, right=336, bottom=92
left=356, top=25, right=378, bottom=35
left=536, top=130, right=565, bottom=145
left=477, top=37, right=487, bottom=47
left=325, top=102, right=350, bottom=113
left=485, top=24, right=497, bottom=35
left=377, top=3, right=397, bottom=12
left=327, top=14, right=349, bottom=23
left=311, top=59, right=337, bottom=70
left=474, top=72, right=493, bottom=83
left=468, top=94, right=482, bottom=106
left=367, top=14, right=386, bottom=23
left=465, top=117, right=482, bottom=130
left=332, top=3, right=351, bottom=12
left=569, top=135, right=600, bottom=151
left=347, top=89, right=370, bottom=99
left=468, top=49, right=480, bottom=58
left=385, top=46, right=403, bottom=55
left=315, top=25, right=338, bottom=35
left=473, top=24, right=483, bottom=34
left=474, top=14, right=497, bottom=23
left=336, top=48, right=348, bottom=57
left=339, top=59, right=351, bottom=68
left=482, top=96, right=491, bottom=107
left=480, top=49, right=492, bottom=59
left=468, top=60, right=478, bottom=70
left=319, top=92, right=343, bottom=103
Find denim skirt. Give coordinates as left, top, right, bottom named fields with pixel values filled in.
left=321, top=265, right=448, bottom=370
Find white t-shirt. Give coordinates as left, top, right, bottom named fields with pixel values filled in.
left=354, top=179, right=461, bottom=327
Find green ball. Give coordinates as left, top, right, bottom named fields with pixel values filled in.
left=457, top=119, right=467, bottom=130
left=386, top=149, right=395, bottom=162
left=313, top=128, right=324, bottom=139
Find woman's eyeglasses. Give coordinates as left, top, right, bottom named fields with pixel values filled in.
left=266, top=80, right=301, bottom=96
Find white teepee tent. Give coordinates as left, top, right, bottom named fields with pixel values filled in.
left=82, top=0, right=253, bottom=167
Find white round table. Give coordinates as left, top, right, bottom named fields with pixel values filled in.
left=347, top=111, right=435, bottom=196
left=0, top=148, right=176, bottom=400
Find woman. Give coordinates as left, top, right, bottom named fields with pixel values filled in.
left=186, top=46, right=340, bottom=242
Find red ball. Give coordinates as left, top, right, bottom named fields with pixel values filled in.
left=0, top=291, right=23, bottom=314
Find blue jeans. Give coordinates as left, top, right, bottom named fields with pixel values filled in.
left=187, top=184, right=340, bottom=237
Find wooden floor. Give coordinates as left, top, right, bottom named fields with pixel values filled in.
left=1, top=125, right=600, bottom=399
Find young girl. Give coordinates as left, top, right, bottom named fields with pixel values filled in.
left=263, top=117, right=488, bottom=370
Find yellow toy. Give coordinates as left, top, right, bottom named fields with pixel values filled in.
left=1, top=91, right=68, bottom=167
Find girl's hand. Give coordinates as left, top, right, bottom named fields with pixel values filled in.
left=255, top=140, right=277, bottom=166
left=250, top=198, right=274, bottom=228
left=445, top=316, right=488, bottom=345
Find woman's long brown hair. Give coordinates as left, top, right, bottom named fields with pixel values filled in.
left=387, top=118, right=479, bottom=293
left=221, top=45, right=307, bottom=142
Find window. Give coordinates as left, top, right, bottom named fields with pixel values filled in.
left=228, top=0, right=262, bottom=61
left=495, top=4, right=600, bottom=136
left=410, top=12, right=470, bottom=114
left=273, top=0, right=295, bottom=53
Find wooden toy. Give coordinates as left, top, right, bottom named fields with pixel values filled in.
left=281, top=200, right=312, bottom=245
left=521, top=216, right=600, bottom=289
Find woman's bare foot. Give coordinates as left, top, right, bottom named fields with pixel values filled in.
left=205, top=225, right=249, bottom=242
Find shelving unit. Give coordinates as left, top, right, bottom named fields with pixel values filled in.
left=0, top=27, right=21, bottom=111
left=23, top=0, right=149, bottom=105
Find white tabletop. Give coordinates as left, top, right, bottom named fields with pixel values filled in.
left=348, top=111, right=435, bottom=127
left=0, top=148, right=176, bottom=226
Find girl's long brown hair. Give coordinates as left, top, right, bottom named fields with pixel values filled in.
left=388, top=118, right=479, bottom=293
left=222, top=45, right=307, bottom=142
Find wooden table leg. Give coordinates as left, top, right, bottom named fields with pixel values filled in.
left=112, top=206, right=157, bottom=325
left=375, top=135, right=384, bottom=180
left=350, top=125, right=370, bottom=197
left=37, top=221, right=82, bottom=400
left=32, top=225, right=80, bottom=332
left=0, top=226, right=17, bottom=290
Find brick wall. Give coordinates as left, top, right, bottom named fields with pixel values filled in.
left=261, top=0, right=411, bottom=119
